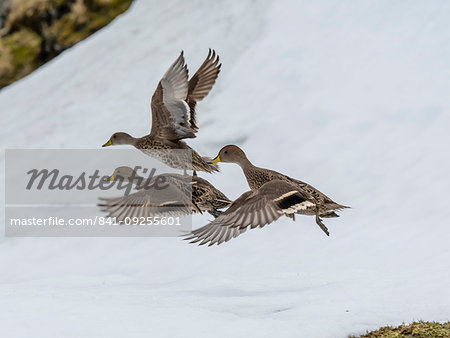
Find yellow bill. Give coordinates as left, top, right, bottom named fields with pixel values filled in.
left=209, top=155, right=221, bottom=164
left=102, top=139, right=112, bottom=147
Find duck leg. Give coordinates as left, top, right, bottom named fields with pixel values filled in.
left=285, top=214, right=295, bottom=221
left=315, top=214, right=330, bottom=236
left=321, top=211, right=339, bottom=218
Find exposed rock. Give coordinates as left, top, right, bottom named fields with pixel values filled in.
left=0, top=0, right=133, bottom=89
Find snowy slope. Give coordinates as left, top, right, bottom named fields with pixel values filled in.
left=1, top=0, right=450, bottom=337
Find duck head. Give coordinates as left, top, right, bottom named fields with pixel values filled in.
left=104, top=166, right=139, bottom=181
left=209, top=145, right=251, bottom=167
left=102, top=132, right=135, bottom=147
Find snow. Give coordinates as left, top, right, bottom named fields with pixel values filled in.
left=1, top=0, right=450, bottom=337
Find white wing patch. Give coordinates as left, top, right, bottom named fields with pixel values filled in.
left=287, top=200, right=315, bottom=213
left=160, top=53, right=191, bottom=132
left=274, top=191, right=298, bottom=201
left=163, top=99, right=190, bottom=127
left=274, top=190, right=316, bottom=213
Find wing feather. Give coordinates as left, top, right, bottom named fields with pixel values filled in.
left=149, top=50, right=221, bottom=138
left=184, top=180, right=311, bottom=246
left=187, top=49, right=221, bottom=130
left=150, top=52, right=195, bottom=140
left=98, top=179, right=194, bottom=221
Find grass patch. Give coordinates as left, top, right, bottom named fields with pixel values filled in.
left=351, top=321, right=450, bottom=338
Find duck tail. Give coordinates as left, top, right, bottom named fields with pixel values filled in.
left=336, top=204, right=351, bottom=210
left=323, top=203, right=351, bottom=215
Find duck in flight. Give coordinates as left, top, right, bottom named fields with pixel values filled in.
left=184, top=145, right=349, bottom=246
left=102, top=50, right=221, bottom=173
left=98, top=166, right=231, bottom=222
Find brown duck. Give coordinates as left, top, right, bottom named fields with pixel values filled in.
left=98, top=166, right=231, bottom=221
left=102, top=50, right=221, bottom=173
left=184, top=145, right=349, bottom=246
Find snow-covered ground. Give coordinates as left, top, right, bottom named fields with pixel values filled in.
left=1, top=0, right=450, bottom=337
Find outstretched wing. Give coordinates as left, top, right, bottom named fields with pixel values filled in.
left=150, top=52, right=195, bottom=140
left=187, top=49, right=221, bottom=130
left=98, top=180, right=194, bottom=221
left=184, top=180, right=314, bottom=246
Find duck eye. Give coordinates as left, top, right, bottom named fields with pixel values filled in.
left=224, top=151, right=228, bottom=154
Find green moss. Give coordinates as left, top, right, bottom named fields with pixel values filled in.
left=49, top=0, right=132, bottom=48
left=47, top=15, right=88, bottom=47
left=2, top=28, right=42, bottom=84
left=85, top=0, right=133, bottom=33
left=0, top=42, right=14, bottom=88
left=351, top=321, right=450, bottom=338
